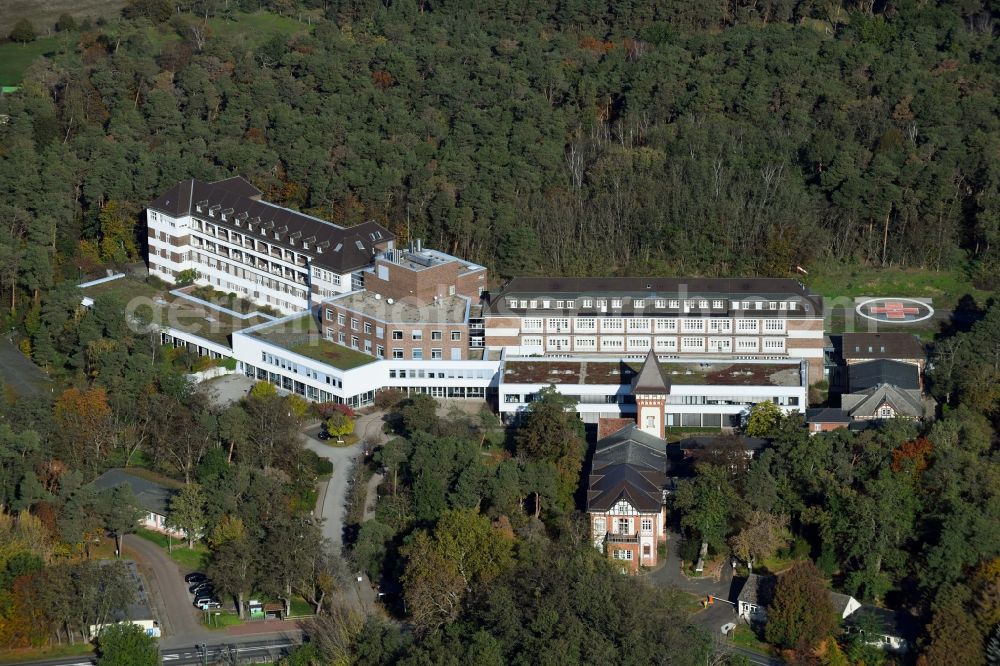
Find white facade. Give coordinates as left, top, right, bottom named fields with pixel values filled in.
left=499, top=358, right=807, bottom=427
left=232, top=322, right=500, bottom=407
left=147, top=208, right=356, bottom=314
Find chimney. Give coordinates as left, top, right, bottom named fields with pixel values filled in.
left=414, top=238, right=422, bottom=252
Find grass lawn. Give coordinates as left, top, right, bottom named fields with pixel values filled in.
left=323, top=432, right=359, bottom=448
left=0, top=641, right=94, bottom=665
left=806, top=262, right=990, bottom=309
left=136, top=528, right=208, bottom=570
left=145, top=11, right=310, bottom=50
left=200, top=610, right=242, bottom=630
left=288, top=596, right=314, bottom=617
left=0, top=36, right=62, bottom=86
left=730, top=625, right=771, bottom=653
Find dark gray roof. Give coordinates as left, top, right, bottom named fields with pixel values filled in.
left=806, top=407, right=851, bottom=424
left=631, top=350, right=670, bottom=394
left=593, top=424, right=668, bottom=471
left=92, top=469, right=177, bottom=517
left=845, top=605, right=920, bottom=641
left=588, top=424, right=668, bottom=513
left=848, top=359, right=920, bottom=393
left=842, top=333, right=925, bottom=361
left=486, top=276, right=823, bottom=317
left=737, top=574, right=777, bottom=606
left=678, top=435, right=770, bottom=451
left=148, top=177, right=394, bottom=274
left=842, top=384, right=923, bottom=419
left=587, top=464, right=667, bottom=513
left=829, top=592, right=857, bottom=617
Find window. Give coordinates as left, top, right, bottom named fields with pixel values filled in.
left=698, top=299, right=709, bottom=308
left=655, top=299, right=666, bottom=308
left=555, top=300, right=564, bottom=308
left=763, top=338, right=785, bottom=351
left=351, top=336, right=359, bottom=349
left=566, top=300, right=575, bottom=309
left=412, top=349, right=423, bottom=360
left=712, top=299, right=724, bottom=308
left=541, top=300, right=550, bottom=308
left=596, top=299, right=606, bottom=309
left=681, top=319, right=705, bottom=332
left=582, top=299, right=593, bottom=308
left=364, top=340, right=372, bottom=353
left=350, top=318, right=359, bottom=331
left=763, top=319, right=785, bottom=332
left=522, top=318, right=543, bottom=332
left=337, top=313, right=346, bottom=326
left=634, top=299, right=645, bottom=308
left=507, top=298, right=518, bottom=309
left=611, top=298, right=622, bottom=308
left=601, top=318, right=624, bottom=331
left=529, top=300, right=537, bottom=309
left=654, top=337, right=677, bottom=351
left=681, top=337, right=705, bottom=351
left=709, top=318, right=732, bottom=333
left=668, top=299, right=679, bottom=308
left=645, top=416, right=655, bottom=428
left=547, top=318, right=570, bottom=332
left=338, top=332, right=346, bottom=344
left=376, top=345, right=384, bottom=358
left=412, top=331, right=422, bottom=341
left=364, top=322, right=372, bottom=334
left=627, top=318, right=650, bottom=331
left=616, top=518, right=630, bottom=534
left=392, top=348, right=403, bottom=359
left=613, top=550, right=633, bottom=561
left=431, top=348, right=443, bottom=359
left=431, top=331, right=443, bottom=340
left=641, top=518, right=653, bottom=533
left=593, top=517, right=606, bottom=534
left=392, top=330, right=403, bottom=340
left=709, top=337, right=732, bottom=352
left=451, top=331, right=462, bottom=341
left=574, top=318, right=596, bottom=331
left=654, top=318, right=678, bottom=332
left=325, top=308, right=334, bottom=321
left=877, top=404, right=894, bottom=419
left=736, top=319, right=759, bottom=333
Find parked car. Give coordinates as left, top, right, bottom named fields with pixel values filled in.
left=195, top=600, right=221, bottom=610
left=194, top=594, right=219, bottom=606
left=185, top=572, right=207, bottom=584
left=189, top=582, right=213, bottom=594
left=317, top=430, right=331, bottom=440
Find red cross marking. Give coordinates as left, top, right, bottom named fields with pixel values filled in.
left=869, top=301, right=920, bottom=320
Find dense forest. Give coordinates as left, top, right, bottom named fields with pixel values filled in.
left=0, top=0, right=999, bottom=664
left=1, top=0, right=999, bottom=313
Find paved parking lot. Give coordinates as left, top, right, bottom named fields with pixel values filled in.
left=202, top=373, right=255, bottom=407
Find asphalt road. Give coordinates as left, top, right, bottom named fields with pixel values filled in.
left=302, top=411, right=387, bottom=550
left=0, top=338, right=50, bottom=396
left=19, top=636, right=300, bottom=666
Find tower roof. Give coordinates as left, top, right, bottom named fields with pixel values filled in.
left=631, top=350, right=671, bottom=394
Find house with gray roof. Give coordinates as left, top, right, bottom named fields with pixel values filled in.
left=92, top=469, right=186, bottom=538
left=587, top=353, right=671, bottom=573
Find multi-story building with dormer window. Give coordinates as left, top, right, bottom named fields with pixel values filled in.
left=146, top=176, right=394, bottom=313
left=483, top=277, right=825, bottom=385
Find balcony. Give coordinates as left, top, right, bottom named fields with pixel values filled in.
left=604, top=532, right=639, bottom=544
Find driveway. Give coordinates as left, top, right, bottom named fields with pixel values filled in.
left=302, top=410, right=388, bottom=551
left=122, top=535, right=209, bottom=645
left=0, top=338, right=50, bottom=397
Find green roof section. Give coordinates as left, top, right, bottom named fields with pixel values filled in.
left=247, top=313, right=377, bottom=371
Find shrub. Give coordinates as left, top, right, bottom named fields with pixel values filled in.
left=374, top=388, right=406, bottom=410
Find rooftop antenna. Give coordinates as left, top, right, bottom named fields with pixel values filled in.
left=406, top=204, right=411, bottom=247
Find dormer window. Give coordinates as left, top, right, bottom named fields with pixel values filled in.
left=334, top=243, right=343, bottom=252
left=355, top=240, right=364, bottom=250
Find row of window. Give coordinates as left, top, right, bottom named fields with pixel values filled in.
left=520, top=317, right=786, bottom=334
left=519, top=336, right=787, bottom=353
left=507, top=297, right=800, bottom=311
left=325, top=309, right=465, bottom=341
left=311, top=266, right=342, bottom=285
left=389, top=368, right=494, bottom=380
left=593, top=517, right=654, bottom=535
left=191, top=218, right=321, bottom=261
left=505, top=393, right=799, bottom=407
left=260, top=351, right=344, bottom=388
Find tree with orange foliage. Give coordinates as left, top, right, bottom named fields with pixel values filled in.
left=890, top=436, right=933, bottom=478
left=53, top=388, right=114, bottom=471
